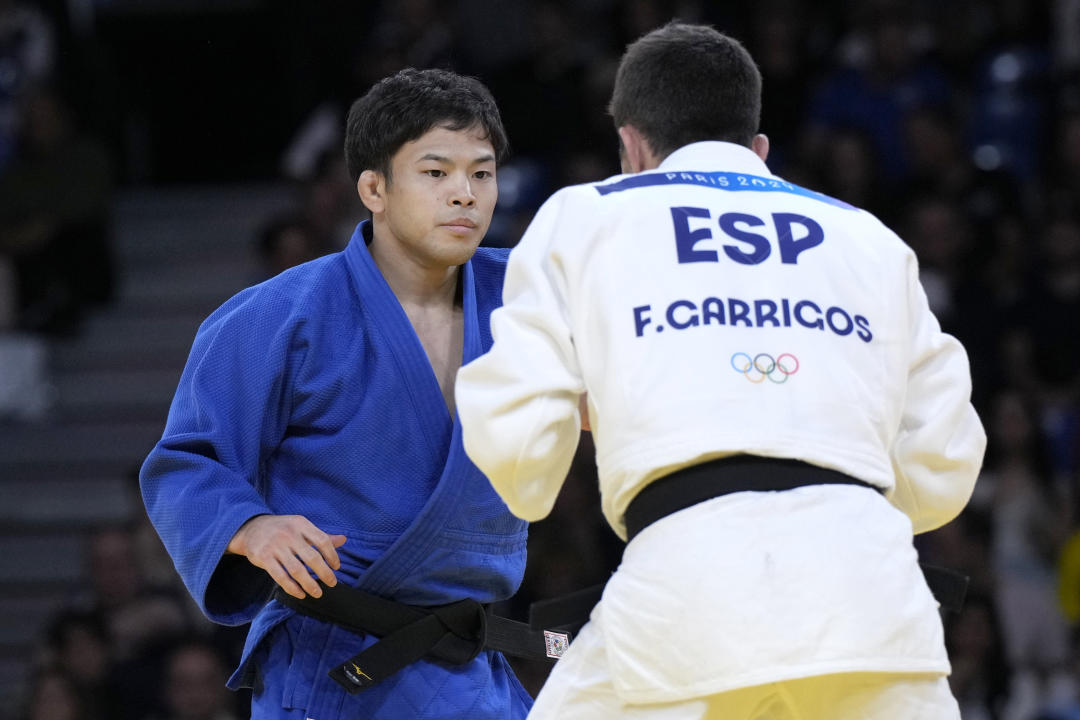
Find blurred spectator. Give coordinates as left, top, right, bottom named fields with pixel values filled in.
left=903, top=106, right=1024, bottom=225
left=0, top=0, right=55, bottom=171
left=124, top=467, right=250, bottom=708
left=1046, top=106, right=1080, bottom=208
left=487, top=1, right=590, bottom=165
left=0, top=319, right=51, bottom=421
left=253, top=214, right=324, bottom=282
left=71, top=525, right=189, bottom=663
left=278, top=103, right=344, bottom=186
left=0, top=84, right=113, bottom=335
left=298, top=151, right=366, bottom=253
left=971, top=391, right=1075, bottom=717
left=748, top=0, right=821, bottom=173
left=41, top=610, right=113, bottom=720
left=951, top=211, right=1034, bottom=411
left=953, top=0, right=1052, bottom=187
left=1027, top=206, right=1080, bottom=400
left=0, top=250, right=12, bottom=324
left=1006, top=205, right=1080, bottom=485
left=279, top=0, right=457, bottom=185
left=59, top=525, right=195, bottom=720
left=485, top=158, right=553, bottom=249
left=945, top=593, right=1012, bottom=720
left=806, top=0, right=952, bottom=183
left=902, top=194, right=975, bottom=328
left=20, top=665, right=92, bottom=720
left=924, top=0, right=997, bottom=90
left=968, top=45, right=1051, bottom=185
left=811, top=126, right=889, bottom=220
left=368, top=0, right=455, bottom=76
left=1053, top=0, right=1080, bottom=79
left=141, top=640, right=237, bottom=720
left=1061, top=527, right=1080, bottom=624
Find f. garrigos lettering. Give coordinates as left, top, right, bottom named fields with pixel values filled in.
left=633, top=295, right=873, bottom=342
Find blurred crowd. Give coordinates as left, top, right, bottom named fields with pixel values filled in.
left=4, top=0, right=1080, bottom=718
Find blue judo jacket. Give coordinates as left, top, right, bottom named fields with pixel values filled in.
left=140, top=222, right=531, bottom=719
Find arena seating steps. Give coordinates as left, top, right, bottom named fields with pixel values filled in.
left=0, top=183, right=293, bottom=715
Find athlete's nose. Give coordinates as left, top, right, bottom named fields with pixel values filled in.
left=449, top=173, right=476, bottom=207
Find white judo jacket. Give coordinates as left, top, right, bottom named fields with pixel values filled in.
left=456, top=141, right=987, bottom=702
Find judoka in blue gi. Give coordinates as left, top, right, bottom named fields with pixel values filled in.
left=140, top=68, right=533, bottom=719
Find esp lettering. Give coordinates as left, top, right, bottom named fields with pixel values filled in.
left=671, top=207, right=824, bottom=265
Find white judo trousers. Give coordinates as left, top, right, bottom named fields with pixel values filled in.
left=532, top=624, right=958, bottom=720
left=528, top=487, right=961, bottom=720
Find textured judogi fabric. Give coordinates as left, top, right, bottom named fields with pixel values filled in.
left=141, top=222, right=531, bottom=719
left=456, top=142, right=986, bottom=706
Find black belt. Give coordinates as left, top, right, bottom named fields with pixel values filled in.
left=625, top=455, right=880, bottom=540
left=622, top=455, right=968, bottom=613
left=277, top=456, right=967, bottom=693
left=273, top=583, right=574, bottom=693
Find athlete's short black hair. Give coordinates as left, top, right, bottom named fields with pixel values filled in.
left=609, top=22, right=762, bottom=158
left=345, top=67, right=509, bottom=183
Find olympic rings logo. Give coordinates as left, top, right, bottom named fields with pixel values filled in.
left=730, top=352, right=799, bottom=384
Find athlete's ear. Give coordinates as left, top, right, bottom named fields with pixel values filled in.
left=751, top=134, right=770, bottom=163
left=617, top=125, right=656, bottom=173
left=357, top=170, right=386, bottom=214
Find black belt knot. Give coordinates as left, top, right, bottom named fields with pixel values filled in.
left=274, top=583, right=571, bottom=693
left=326, top=596, right=486, bottom=693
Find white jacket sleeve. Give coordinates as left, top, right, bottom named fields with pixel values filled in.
left=456, top=192, right=586, bottom=522
left=887, top=251, right=987, bottom=534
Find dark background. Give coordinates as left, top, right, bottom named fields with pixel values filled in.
left=2, top=1, right=1080, bottom=719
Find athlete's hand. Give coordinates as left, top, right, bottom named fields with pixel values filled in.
left=579, top=393, right=591, bottom=432
left=226, top=515, right=347, bottom=599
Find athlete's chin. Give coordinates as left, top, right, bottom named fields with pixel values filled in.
left=431, top=236, right=483, bottom=266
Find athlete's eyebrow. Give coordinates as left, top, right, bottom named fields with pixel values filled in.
left=417, top=153, right=496, bottom=165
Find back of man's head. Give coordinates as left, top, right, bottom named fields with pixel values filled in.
left=609, top=23, right=762, bottom=159
left=344, top=67, right=509, bottom=183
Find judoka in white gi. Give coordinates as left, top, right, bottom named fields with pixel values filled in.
left=456, top=23, right=987, bottom=720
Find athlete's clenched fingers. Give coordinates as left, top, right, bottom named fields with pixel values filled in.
left=279, top=553, right=323, bottom=598
left=298, top=544, right=338, bottom=588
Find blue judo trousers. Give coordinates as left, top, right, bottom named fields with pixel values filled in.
left=141, top=222, right=532, bottom=719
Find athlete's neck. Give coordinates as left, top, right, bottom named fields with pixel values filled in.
left=368, top=231, right=460, bottom=309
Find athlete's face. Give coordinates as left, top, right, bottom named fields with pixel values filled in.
left=364, top=125, right=498, bottom=270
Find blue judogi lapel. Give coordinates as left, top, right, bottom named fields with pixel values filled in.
left=347, top=241, right=489, bottom=599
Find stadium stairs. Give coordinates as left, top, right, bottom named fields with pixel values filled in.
left=0, top=183, right=293, bottom=716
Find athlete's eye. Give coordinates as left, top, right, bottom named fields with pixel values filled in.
left=424, top=169, right=446, bottom=178
left=474, top=170, right=493, bottom=180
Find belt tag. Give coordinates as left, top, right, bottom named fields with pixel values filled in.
left=341, top=662, right=375, bottom=689
left=543, top=630, right=571, bottom=659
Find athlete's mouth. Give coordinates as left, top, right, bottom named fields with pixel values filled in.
left=442, top=217, right=478, bottom=230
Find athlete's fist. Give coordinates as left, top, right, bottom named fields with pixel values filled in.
left=227, top=514, right=348, bottom=600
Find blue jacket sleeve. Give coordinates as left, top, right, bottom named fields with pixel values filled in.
left=140, top=285, right=306, bottom=625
